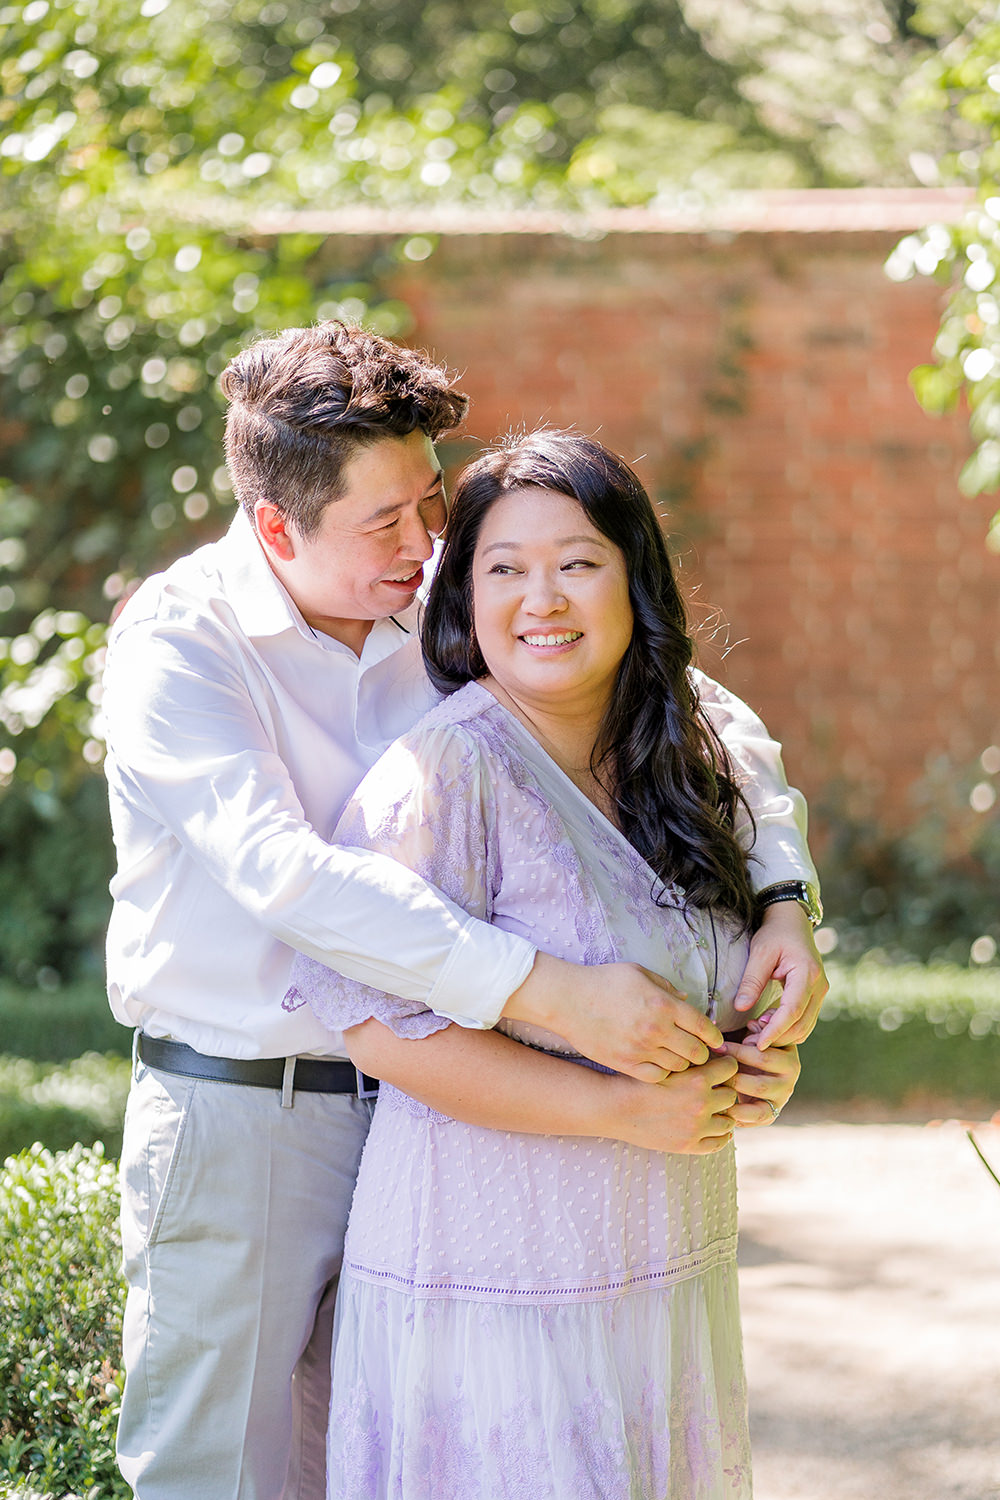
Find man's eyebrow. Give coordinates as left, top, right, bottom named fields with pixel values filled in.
left=361, top=470, right=443, bottom=524
left=480, top=533, right=611, bottom=555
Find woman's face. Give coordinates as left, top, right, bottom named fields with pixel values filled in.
left=471, top=486, right=634, bottom=721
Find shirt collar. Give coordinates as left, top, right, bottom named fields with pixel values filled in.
left=213, top=508, right=304, bottom=640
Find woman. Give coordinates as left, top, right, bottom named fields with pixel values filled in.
left=293, top=430, right=801, bottom=1499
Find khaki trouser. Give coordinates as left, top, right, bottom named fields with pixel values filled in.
left=117, top=1049, right=373, bottom=1499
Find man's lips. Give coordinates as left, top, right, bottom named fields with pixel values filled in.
left=381, top=567, right=424, bottom=590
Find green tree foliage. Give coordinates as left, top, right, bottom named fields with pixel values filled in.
left=683, top=0, right=957, bottom=189
left=884, top=2, right=1000, bottom=534
left=0, top=216, right=392, bottom=977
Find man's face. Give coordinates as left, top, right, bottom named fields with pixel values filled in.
left=259, top=429, right=445, bottom=653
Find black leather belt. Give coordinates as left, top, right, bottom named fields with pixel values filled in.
left=137, top=1033, right=379, bottom=1098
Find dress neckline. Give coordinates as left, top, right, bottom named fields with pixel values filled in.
left=467, top=680, right=681, bottom=907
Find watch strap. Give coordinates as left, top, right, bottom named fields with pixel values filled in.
left=756, top=880, right=823, bottom=927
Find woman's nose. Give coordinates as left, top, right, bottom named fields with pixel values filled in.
left=523, top=574, right=568, bottom=615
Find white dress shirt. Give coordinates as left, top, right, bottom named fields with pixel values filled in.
left=103, top=509, right=816, bottom=1061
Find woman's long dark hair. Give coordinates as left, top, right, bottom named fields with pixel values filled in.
left=423, top=429, right=757, bottom=927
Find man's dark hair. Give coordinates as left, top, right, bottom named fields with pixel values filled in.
left=220, top=322, right=469, bottom=537
left=422, top=428, right=757, bottom=928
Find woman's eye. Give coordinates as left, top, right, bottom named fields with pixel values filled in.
left=487, top=563, right=518, bottom=575
left=562, top=558, right=595, bottom=570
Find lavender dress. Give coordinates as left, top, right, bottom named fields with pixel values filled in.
left=289, top=681, right=754, bottom=1500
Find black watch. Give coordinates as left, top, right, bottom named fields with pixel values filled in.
left=755, top=880, right=823, bottom=928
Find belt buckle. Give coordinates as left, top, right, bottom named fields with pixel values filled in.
left=355, top=1067, right=379, bottom=1100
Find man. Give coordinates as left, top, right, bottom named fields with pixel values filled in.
left=103, top=322, right=825, bottom=1499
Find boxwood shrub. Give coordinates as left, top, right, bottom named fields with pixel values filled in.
left=0, top=1142, right=127, bottom=1499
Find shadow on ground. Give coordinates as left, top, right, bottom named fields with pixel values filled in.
left=736, top=1120, right=1000, bottom=1500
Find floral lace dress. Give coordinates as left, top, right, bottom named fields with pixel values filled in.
left=288, top=680, right=754, bottom=1500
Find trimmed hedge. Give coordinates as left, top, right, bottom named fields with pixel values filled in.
left=795, top=960, right=1000, bottom=1110
left=0, top=984, right=129, bottom=1064
left=0, top=1055, right=131, bottom=1164
left=0, top=983, right=132, bottom=1162
left=821, top=959, right=1000, bottom=1037
left=798, top=1013, right=1000, bottom=1107
left=0, top=1143, right=127, bottom=1499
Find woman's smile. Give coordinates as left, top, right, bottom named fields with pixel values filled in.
left=518, top=629, right=584, bottom=648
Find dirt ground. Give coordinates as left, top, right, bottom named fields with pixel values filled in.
left=736, top=1108, right=1000, bottom=1500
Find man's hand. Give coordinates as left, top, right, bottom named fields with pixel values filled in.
left=612, top=1055, right=740, bottom=1154
left=722, top=1039, right=800, bottom=1127
left=732, top=901, right=828, bottom=1049
left=503, top=952, right=726, bottom=1083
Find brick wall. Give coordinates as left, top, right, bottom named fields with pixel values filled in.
left=323, top=211, right=998, bottom=840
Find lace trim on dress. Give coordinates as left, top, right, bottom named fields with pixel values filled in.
left=343, top=1235, right=739, bottom=1306
left=282, top=970, right=451, bottom=1040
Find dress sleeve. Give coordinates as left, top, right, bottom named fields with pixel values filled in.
left=286, top=721, right=498, bottom=1039
left=691, top=669, right=818, bottom=891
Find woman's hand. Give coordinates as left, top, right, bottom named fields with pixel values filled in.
left=721, top=1038, right=800, bottom=1127
left=611, top=1054, right=741, bottom=1154
left=343, top=1017, right=738, bottom=1150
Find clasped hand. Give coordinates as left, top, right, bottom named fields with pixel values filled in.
left=615, top=1036, right=800, bottom=1155
left=522, top=900, right=826, bottom=1085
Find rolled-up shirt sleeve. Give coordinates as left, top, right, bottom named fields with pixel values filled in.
left=288, top=721, right=500, bottom=1038
left=692, top=669, right=818, bottom=890
left=103, top=614, right=535, bottom=1030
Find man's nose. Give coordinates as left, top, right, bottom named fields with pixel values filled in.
left=399, top=511, right=436, bottom=562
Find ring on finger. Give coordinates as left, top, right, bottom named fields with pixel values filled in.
left=764, top=1099, right=781, bottom=1120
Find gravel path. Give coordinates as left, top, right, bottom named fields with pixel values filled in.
left=736, top=1115, right=1000, bottom=1500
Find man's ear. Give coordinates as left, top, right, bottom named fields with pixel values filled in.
left=254, top=500, right=297, bottom=562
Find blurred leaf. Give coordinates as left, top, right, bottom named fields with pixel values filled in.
left=909, top=360, right=964, bottom=412
left=958, top=438, right=1000, bottom=495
